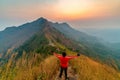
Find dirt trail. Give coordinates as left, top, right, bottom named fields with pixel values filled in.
left=55, top=66, right=78, bottom=80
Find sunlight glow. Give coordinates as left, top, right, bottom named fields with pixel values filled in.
left=56, top=0, right=94, bottom=20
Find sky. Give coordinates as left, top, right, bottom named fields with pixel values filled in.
left=0, top=0, right=120, bottom=31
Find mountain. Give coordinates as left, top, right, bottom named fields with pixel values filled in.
left=80, top=29, right=120, bottom=43
left=15, top=22, right=81, bottom=57
left=110, top=43, right=120, bottom=59
left=0, top=18, right=47, bottom=54
left=0, top=18, right=113, bottom=57
left=51, top=22, right=114, bottom=57
left=0, top=17, right=120, bottom=80
left=111, top=43, right=120, bottom=51
left=0, top=17, right=119, bottom=68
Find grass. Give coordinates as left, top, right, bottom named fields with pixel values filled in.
left=0, top=51, right=120, bottom=80
left=14, top=55, right=59, bottom=80
left=0, top=52, right=59, bottom=80
left=70, top=54, right=120, bottom=80
left=0, top=43, right=120, bottom=80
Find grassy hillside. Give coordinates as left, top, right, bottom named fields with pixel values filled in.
left=71, top=55, right=120, bottom=80
left=1, top=39, right=119, bottom=80
left=0, top=50, right=120, bottom=80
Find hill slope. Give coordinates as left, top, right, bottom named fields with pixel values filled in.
left=0, top=17, right=119, bottom=69
left=0, top=17, right=120, bottom=80
left=0, top=18, right=47, bottom=53
left=0, top=18, right=114, bottom=59
left=0, top=50, right=120, bottom=80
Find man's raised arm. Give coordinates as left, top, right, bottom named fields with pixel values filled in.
left=67, top=53, right=80, bottom=59
left=53, top=52, right=61, bottom=58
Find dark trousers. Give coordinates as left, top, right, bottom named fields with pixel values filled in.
left=59, top=67, right=68, bottom=79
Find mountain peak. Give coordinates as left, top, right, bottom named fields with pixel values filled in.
left=32, top=17, right=48, bottom=25
left=36, top=17, right=47, bottom=22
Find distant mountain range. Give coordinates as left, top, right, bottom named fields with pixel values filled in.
left=81, top=29, right=120, bottom=43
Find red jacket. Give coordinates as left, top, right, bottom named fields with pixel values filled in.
left=54, top=53, right=78, bottom=68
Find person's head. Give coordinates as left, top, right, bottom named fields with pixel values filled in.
left=62, top=52, right=66, bottom=57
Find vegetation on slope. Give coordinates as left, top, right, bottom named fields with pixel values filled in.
left=71, top=55, right=120, bottom=80
left=0, top=52, right=59, bottom=80
left=0, top=50, right=120, bottom=80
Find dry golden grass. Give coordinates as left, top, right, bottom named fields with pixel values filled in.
left=70, top=55, right=120, bottom=80
left=0, top=51, right=60, bottom=80
left=0, top=49, right=120, bottom=80
left=14, top=54, right=59, bottom=80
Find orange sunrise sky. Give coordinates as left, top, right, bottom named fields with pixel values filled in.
left=0, top=0, right=120, bottom=30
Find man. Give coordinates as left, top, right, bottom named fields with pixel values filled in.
left=54, top=51, right=80, bottom=80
